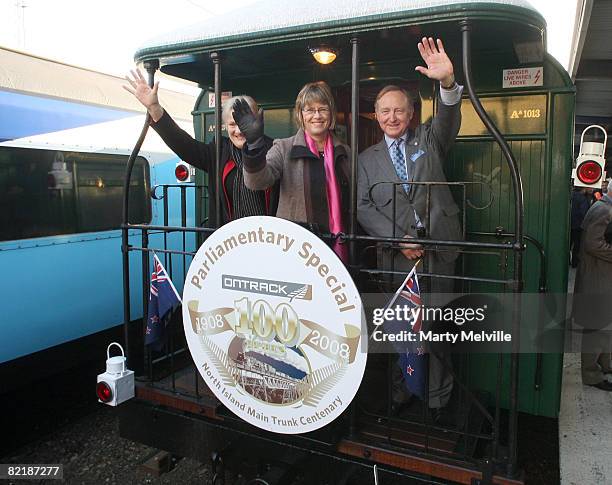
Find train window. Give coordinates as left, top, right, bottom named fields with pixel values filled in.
left=0, top=146, right=151, bottom=241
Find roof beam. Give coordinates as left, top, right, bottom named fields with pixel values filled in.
left=568, top=0, right=594, bottom=80
left=575, top=59, right=612, bottom=80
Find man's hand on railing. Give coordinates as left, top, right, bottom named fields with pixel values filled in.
left=399, top=234, right=424, bottom=260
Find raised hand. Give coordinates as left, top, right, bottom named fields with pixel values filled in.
left=232, top=98, right=264, bottom=144
left=415, top=37, right=455, bottom=88
left=123, top=69, right=164, bottom=121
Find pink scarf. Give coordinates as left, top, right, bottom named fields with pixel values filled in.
left=304, top=131, right=348, bottom=263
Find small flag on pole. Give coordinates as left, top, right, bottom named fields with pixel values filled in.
left=383, top=264, right=427, bottom=400
left=145, top=254, right=181, bottom=350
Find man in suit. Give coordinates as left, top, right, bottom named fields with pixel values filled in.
left=570, top=187, right=591, bottom=268
left=574, top=181, right=612, bottom=391
left=357, top=37, right=462, bottom=423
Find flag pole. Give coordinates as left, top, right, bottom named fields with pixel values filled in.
left=385, top=258, right=422, bottom=310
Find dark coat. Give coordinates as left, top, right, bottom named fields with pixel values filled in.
left=242, top=128, right=350, bottom=233
left=573, top=195, right=612, bottom=329
left=571, top=189, right=591, bottom=230
left=151, top=111, right=278, bottom=226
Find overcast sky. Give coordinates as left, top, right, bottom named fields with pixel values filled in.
left=1, top=0, right=579, bottom=92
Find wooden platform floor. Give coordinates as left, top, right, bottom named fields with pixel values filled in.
left=134, top=362, right=523, bottom=485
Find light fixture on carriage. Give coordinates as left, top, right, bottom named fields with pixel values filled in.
left=309, top=46, right=338, bottom=65
left=96, top=343, right=134, bottom=407
left=573, top=125, right=607, bottom=189
left=96, top=381, right=113, bottom=403
left=175, top=160, right=194, bottom=183
left=576, top=160, right=602, bottom=186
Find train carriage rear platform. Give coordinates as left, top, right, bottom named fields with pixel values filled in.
left=99, top=1, right=574, bottom=484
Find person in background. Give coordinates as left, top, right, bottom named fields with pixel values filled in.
left=590, top=178, right=608, bottom=204
left=124, top=69, right=278, bottom=225
left=597, top=179, right=611, bottom=203
left=573, top=181, right=612, bottom=391
left=232, top=81, right=350, bottom=261
left=570, top=187, right=592, bottom=268
left=593, top=188, right=602, bottom=202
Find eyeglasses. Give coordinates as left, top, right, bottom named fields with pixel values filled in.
left=302, top=107, right=330, bottom=116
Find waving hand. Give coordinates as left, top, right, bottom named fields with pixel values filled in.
left=415, top=37, right=455, bottom=88
left=232, top=98, right=264, bottom=144
left=123, top=68, right=164, bottom=122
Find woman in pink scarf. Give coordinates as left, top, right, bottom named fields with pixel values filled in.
left=233, top=81, right=350, bottom=262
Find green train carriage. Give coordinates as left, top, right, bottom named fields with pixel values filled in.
left=121, top=1, right=574, bottom=483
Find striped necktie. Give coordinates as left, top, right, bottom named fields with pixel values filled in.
left=391, top=139, right=409, bottom=192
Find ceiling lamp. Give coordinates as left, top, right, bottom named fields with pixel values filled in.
left=310, top=46, right=337, bottom=65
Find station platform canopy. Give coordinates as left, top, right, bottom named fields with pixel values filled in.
left=569, top=0, right=612, bottom=159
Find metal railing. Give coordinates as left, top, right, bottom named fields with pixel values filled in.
left=119, top=178, right=543, bottom=483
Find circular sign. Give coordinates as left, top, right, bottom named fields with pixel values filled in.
left=183, top=216, right=367, bottom=434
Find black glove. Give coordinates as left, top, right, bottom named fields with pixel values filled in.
left=232, top=98, right=264, bottom=144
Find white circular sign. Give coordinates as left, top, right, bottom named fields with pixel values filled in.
left=183, top=216, right=367, bottom=434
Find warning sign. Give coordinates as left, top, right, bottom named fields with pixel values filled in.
left=208, top=91, right=233, bottom=108
left=502, top=67, right=543, bottom=88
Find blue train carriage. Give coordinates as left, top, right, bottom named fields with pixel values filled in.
left=119, top=1, right=573, bottom=483
left=0, top=47, right=198, bottom=391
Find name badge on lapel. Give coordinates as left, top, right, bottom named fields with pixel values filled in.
left=410, top=149, right=425, bottom=162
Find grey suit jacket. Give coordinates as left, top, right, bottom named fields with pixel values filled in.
left=242, top=128, right=350, bottom=228
left=357, top=97, right=462, bottom=267
left=573, top=196, right=612, bottom=329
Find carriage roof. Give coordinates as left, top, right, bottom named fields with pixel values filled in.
left=134, top=0, right=546, bottom=85
left=136, top=0, right=543, bottom=57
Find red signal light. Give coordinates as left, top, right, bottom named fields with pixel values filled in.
left=577, top=160, right=602, bottom=185
left=175, top=164, right=189, bottom=182
left=96, top=381, right=113, bottom=403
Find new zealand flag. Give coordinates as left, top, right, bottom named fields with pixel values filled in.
left=145, top=254, right=181, bottom=350
left=383, top=266, right=427, bottom=400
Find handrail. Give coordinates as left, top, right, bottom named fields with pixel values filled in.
left=121, top=59, right=158, bottom=367
left=461, top=21, right=525, bottom=477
